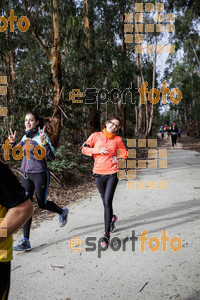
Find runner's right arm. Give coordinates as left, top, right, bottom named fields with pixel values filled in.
left=81, top=133, right=101, bottom=156
left=117, top=137, right=128, bottom=160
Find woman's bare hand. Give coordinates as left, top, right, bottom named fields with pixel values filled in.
left=8, top=128, right=16, bottom=143
left=99, top=147, right=109, bottom=155
left=111, top=156, right=118, bottom=163
left=38, top=126, right=47, bottom=144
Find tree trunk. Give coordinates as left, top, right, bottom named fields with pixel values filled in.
left=10, top=50, right=16, bottom=102
left=120, top=0, right=126, bottom=56
left=84, top=0, right=100, bottom=133
left=50, top=0, right=61, bottom=147
left=137, top=53, right=142, bottom=135
left=83, top=0, right=89, bottom=49
left=139, top=55, right=149, bottom=137
left=147, top=35, right=157, bottom=136
left=135, top=105, right=138, bottom=134
left=119, top=0, right=126, bottom=136
left=23, top=0, right=62, bottom=147
left=184, top=109, right=189, bottom=135
left=51, top=0, right=61, bottom=107
left=5, top=31, right=10, bottom=111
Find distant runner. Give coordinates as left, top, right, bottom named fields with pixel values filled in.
left=170, top=123, right=178, bottom=147
left=167, top=125, right=171, bottom=139
left=177, top=128, right=182, bottom=141
left=159, top=125, right=165, bottom=139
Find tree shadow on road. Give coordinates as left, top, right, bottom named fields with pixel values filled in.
left=30, top=198, right=200, bottom=252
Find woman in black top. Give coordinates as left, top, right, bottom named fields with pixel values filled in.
left=170, top=123, right=178, bottom=147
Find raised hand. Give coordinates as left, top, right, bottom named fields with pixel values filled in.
left=38, top=126, right=47, bottom=144
left=8, top=128, right=16, bottom=143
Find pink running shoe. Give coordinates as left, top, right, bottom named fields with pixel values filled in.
left=110, top=215, right=118, bottom=233
left=101, top=232, right=110, bottom=247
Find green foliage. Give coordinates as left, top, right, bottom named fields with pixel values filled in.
left=1, top=0, right=199, bottom=160
left=49, top=142, right=87, bottom=175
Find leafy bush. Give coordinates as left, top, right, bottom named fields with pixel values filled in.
left=49, top=142, right=88, bottom=175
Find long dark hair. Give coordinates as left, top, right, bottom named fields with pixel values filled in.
left=25, top=111, right=44, bottom=128
left=102, top=116, right=121, bottom=130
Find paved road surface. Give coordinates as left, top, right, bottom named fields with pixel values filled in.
left=10, top=138, right=200, bottom=300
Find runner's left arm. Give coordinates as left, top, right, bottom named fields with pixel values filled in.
left=117, top=138, right=128, bottom=160
left=43, top=134, right=56, bottom=161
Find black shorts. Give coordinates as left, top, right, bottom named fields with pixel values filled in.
left=0, top=261, right=11, bottom=300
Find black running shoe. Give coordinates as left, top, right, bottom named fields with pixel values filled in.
left=110, top=215, right=118, bottom=233
left=101, top=232, right=110, bottom=247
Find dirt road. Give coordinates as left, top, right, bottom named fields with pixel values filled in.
left=10, top=137, right=200, bottom=300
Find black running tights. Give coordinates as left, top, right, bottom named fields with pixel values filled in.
left=171, top=134, right=177, bottom=147
left=21, top=172, right=63, bottom=239
left=95, top=173, right=118, bottom=232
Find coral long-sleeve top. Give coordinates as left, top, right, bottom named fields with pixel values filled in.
left=81, top=132, right=128, bottom=175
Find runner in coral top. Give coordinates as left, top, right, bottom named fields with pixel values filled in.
left=81, top=116, right=127, bottom=246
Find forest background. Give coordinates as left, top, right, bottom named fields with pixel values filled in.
left=0, top=0, right=199, bottom=183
